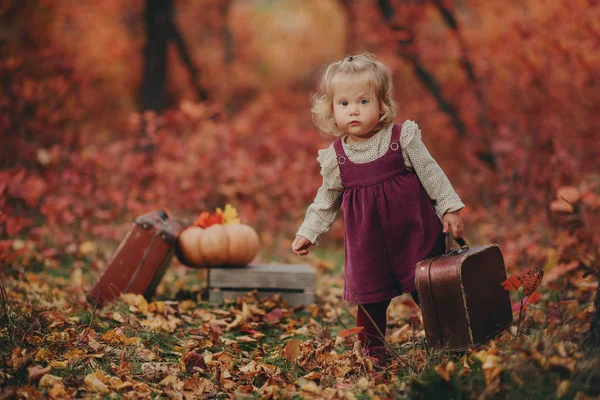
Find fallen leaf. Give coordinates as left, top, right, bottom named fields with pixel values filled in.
left=39, top=374, right=63, bottom=388
left=557, top=186, right=581, bottom=204
left=84, top=373, right=110, bottom=393
left=135, top=348, right=156, bottom=362
left=263, top=308, right=284, bottom=324
left=550, top=199, right=574, bottom=213
left=178, top=299, right=196, bottom=313
left=556, top=380, right=570, bottom=398
left=283, top=339, right=301, bottom=362
left=28, top=365, right=51, bottom=383
left=79, top=240, right=97, bottom=257
left=121, top=293, right=149, bottom=313
left=303, top=371, right=322, bottom=382
left=181, top=350, right=207, bottom=373
left=337, top=326, right=364, bottom=338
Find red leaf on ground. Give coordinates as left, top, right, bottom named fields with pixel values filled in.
left=182, top=350, right=207, bottom=373
left=263, top=308, right=284, bottom=324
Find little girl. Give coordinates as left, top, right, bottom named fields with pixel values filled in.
left=292, top=53, right=465, bottom=362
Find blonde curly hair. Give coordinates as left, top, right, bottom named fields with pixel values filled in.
left=311, top=52, right=397, bottom=137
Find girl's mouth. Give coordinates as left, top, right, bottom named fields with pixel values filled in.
left=350, top=121, right=360, bottom=125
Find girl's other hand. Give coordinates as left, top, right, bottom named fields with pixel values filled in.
left=292, top=235, right=313, bottom=255
left=442, top=211, right=464, bottom=238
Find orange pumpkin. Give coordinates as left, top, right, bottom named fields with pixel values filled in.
left=224, top=224, right=260, bottom=266
left=177, top=224, right=260, bottom=268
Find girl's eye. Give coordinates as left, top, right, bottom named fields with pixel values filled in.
left=340, top=101, right=348, bottom=106
left=360, top=99, right=369, bottom=105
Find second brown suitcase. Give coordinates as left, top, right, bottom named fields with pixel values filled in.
left=415, top=237, right=513, bottom=351
left=87, top=210, right=184, bottom=307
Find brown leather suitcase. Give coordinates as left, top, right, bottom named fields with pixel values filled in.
left=88, top=210, right=184, bottom=307
left=415, top=237, right=512, bottom=351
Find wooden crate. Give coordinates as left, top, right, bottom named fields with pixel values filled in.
left=208, top=264, right=316, bottom=307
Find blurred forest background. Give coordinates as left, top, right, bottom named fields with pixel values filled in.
left=1, top=0, right=599, bottom=280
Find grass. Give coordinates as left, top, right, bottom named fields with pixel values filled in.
left=1, top=244, right=600, bottom=399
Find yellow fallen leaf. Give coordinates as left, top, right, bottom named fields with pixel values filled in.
left=111, top=312, right=126, bottom=323
left=121, top=293, right=149, bottom=313
left=236, top=335, right=257, bottom=343
left=258, top=362, right=277, bottom=373
left=356, top=377, right=370, bottom=390
left=63, top=349, right=87, bottom=361
left=557, top=380, right=570, bottom=398
left=84, top=373, right=109, bottom=393
left=178, top=299, right=196, bottom=313
left=300, top=379, right=322, bottom=394
left=149, top=301, right=166, bottom=314
left=101, top=329, right=141, bottom=346
left=48, top=382, right=67, bottom=398
left=79, top=241, right=98, bottom=257
left=35, top=348, right=51, bottom=363
left=303, top=371, right=321, bottom=382
left=135, top=348, right=156, bottom=361
left=50, top=361, right=68, bottom=369
left=159, top=374, right=180, bottom=386
left=224, top=315, right=244, bottom=331
left=546, top=356, right=576, bottom=373
left=39, top=374, right=62, bottom=388
left=140, top=314, right=182, bottom=332
left=220, top=337, right=238, bottom=346
left=435, top=364, right=451, bottom=382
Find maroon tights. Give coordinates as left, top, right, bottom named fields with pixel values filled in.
left=356, top=291, right=420, bottom=352
left=356, top=300, right=390, bottom=351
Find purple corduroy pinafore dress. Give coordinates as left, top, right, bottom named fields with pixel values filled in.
left=334, top=123, right=445, bottom=304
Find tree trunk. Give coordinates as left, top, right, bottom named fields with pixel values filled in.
left=168, top=11, right=209, bottom=101
left=140, top=0, right=172, bottom=112
left=377, top=0, right=497, bottom=170
left=221, top=0, right=234, bottom=64
left=376, top=0, right=467, bottom=138
left=339, top=0, right=356, bottom=52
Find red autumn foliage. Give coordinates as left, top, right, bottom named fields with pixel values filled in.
left=192, top=211, right=223, bottom=228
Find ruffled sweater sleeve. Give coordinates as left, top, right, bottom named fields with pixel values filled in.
left=295, top=144, right=343, bottom=245
left=400, top=120, right=465, bottom=218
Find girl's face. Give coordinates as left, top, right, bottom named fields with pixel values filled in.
left=332, top=72, right=381, bottom=142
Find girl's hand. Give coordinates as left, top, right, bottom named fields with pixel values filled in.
left=442, top=211, right=464, bottom=238
left=292, top=235, right=313, bottom=255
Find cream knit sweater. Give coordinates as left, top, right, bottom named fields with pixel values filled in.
left=296, top=120, right=465, bottom=245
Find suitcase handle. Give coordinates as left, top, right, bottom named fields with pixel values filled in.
left=445, top=234, right=469, bottom=256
